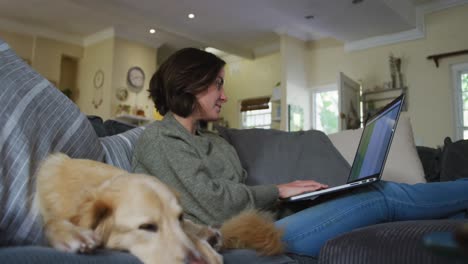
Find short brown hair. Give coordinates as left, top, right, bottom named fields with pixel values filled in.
left=148, top=48, right=226, bottom=117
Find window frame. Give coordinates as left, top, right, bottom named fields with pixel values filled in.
left=451, top=62, right=468, bottom=140
left=311, top=84, right=338, bottom=132
left=239, top=97, right=272, bottom=129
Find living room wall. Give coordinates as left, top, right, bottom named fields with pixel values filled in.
left=112, top=38, right=157, bottom=119
left=76, top=38, right=115, bottom=119
left=0, top=30, right=34, bottom=60
left=223, top=52, right=280, bottom=129
left=2, top=4, right=466, bottom=143
left=307, top=4, right=468, bottom=147
left=34, top=37, right=83, bottom=85
left=281, top=35, right=310, bottom=131
left=0, top=30, right=83, bottom=85
left=0, top=29, right=158, bottom=121
left=76, top=37, right=158, bottom=120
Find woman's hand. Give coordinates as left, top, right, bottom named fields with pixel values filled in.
left=276, top=180, right=328, bottom=199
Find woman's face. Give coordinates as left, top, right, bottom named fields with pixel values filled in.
left=195, top=68, right=227, bottom=121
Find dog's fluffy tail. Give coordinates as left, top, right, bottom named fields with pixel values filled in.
left=220, top=210, right=284, bottom=255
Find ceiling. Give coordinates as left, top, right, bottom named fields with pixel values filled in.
left=0, top=0, right=440, bottom=59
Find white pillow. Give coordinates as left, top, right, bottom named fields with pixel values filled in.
left=328, top=113, right=426, bottom=184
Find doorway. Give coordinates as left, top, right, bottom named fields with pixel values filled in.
left=59, top=55, right=79, bottom=102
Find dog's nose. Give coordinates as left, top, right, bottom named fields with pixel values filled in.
left=185, top=250, right=206, bottom=264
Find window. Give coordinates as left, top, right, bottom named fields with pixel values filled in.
left=240, top=97, right=272, bottom=129
left=452, top=63, right=468, bottom=140
left=312, top=86, right=339, bottom=134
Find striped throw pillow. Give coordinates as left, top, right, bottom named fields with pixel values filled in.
left=100, top=127, right=145, bottom=172
left=0, top=38, right=105, bottom=246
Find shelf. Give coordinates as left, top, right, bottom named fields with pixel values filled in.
left=364, top=96, right=401, bottom=103
left=362, top=87, right=405, bottom=96
left=362, top=87, right=408, bottom=121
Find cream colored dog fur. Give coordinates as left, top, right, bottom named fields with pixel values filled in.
left=34, top=153, right=283, bottom=264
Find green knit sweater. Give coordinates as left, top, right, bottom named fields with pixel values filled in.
left=131, top=112, right=279, bottom=226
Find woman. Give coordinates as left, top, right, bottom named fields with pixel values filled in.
left=132, top=47, right=468, bottom=256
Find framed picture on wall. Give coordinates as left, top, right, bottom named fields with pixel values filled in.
left=288, top=104, right=304, bottom=132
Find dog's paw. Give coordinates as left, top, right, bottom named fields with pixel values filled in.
left=49, top=225, right=100, bottom=253
left=206, top=227, right=222, bottom=251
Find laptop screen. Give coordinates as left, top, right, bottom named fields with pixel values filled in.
left=347, top=97, right=403, bottom=182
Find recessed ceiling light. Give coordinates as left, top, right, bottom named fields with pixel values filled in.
left=305, top=15, right=314, bottom=19
left=188, top=13, right=195, bottom=19
left=149, top=28, right=156, bottom=34
left=352, top=0, right=364, bottom=4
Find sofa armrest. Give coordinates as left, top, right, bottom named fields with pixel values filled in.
left=318, top=220, right=467, bottom=264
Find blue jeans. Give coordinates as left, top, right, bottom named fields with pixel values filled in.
left=275, top=179, right=468, bottom=256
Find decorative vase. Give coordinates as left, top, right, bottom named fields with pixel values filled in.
left=397, top=73, right=404, bottom=89
left=391, top=74, right=397, bottom=89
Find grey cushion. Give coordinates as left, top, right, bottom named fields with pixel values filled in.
left=103, top=119, right=137, bottom=136
left=100, top=127, right=145, bottom=172
left=0, top=38, right=104, bottom=246
left=0, top=247, right=300, bottom=264
left=0, top=246, right=142, bottom=264
left=216, top=127, right=350, bottom=187
left=318, top=220, right=467, bottom=264
left=87, top=115, right=107, bottom=137
left=223, top=249, right=297, bottom=264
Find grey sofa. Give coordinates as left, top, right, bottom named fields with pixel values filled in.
left=0, top=37, right=466, bottom=264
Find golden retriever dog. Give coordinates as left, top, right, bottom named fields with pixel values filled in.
left=34, top=153, right=283, bottom=264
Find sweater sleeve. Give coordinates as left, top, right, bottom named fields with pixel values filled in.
left=133, top=129, right=279, bottom=225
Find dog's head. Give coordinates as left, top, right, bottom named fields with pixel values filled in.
left=73, top=174, right=214, bottom=264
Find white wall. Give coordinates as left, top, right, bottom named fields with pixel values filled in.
left=0, top=30, right=83, bottom=87
left=223, top=53, right=281, bottom=129
left=76, top=38, right=115, bottom=119
left=112, top=38, right=157, bottom=118
left=0, top=30, right=34, bottom=61
left=280, top=35, right=310, bottom=131
left=3, top=4, right=467, bottom=143
left=307, top=5, right=468, bottom=147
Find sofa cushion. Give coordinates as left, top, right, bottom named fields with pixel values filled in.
left=100, top=127, right=145, bottom=172
left=87, top=115, right=107, bottom=137
left=439, top=137, right=468, bottom=182
left=216, top=127, right=351, bottom=187
left=223, top=249, right=298, bottom=264
left=319, top=220, right=466, bottom=264
left=0, top=39, right=104, bottom=246
left=0, top=246, right=301, bottom=264
left=0, top=246, right=142, bottom=264
left=103, top=119, right=137, bottom=136
left=328, top=113, right=426, bottom=184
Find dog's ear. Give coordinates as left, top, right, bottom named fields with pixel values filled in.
left=72, top=197, right=114, bottom=233
left=81, top=199, right=113, bottom=229
left=73, top=197, right=115, bottom=244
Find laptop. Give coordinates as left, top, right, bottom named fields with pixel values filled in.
left=283, top=93, right=405, bottom=202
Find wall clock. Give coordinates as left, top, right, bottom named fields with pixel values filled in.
left=127, top=66, right=145, bottom=93
left=92, top=70, right=104, bottom=109
left=93, top=70, right=104, bottom=89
